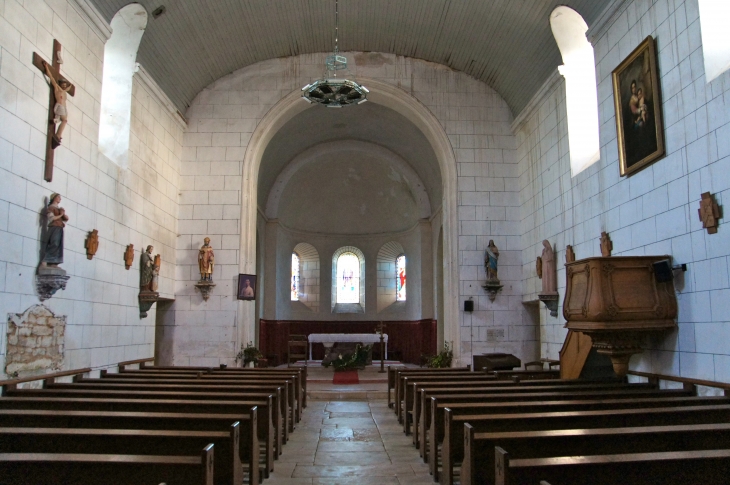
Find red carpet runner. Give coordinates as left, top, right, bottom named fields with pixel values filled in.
left=332, top=370, right=359, bottom=384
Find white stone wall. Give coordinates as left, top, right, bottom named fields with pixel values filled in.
left=176, top=53, right=527, bottom=365
left=517, top=0, right=730, bottom=380
left=0, top=0, right=182, bottom=376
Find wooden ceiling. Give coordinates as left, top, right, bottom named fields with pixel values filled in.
left=90, top=0, right=612, bottom=115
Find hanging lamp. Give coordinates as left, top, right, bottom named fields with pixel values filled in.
left=301, top=0, right=368, bottom=107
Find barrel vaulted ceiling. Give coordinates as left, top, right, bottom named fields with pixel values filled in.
left=91, top=0, right=612, bottom=116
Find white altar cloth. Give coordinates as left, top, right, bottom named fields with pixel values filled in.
left=308, top=333, right=388, bottom=361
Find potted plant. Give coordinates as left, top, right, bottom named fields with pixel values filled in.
left=235, top=341, right=263, bottom=367
left=424, top=341, right=453, bottom=368
left=322, top=344, right=372, bottom=371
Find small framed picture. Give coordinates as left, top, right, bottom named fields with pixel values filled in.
left=612, top=35, right=665, bottom=176
left=237, top=274, right=257, bottom=300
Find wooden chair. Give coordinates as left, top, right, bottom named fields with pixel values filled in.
left=287, top=335, right=307, bottom=367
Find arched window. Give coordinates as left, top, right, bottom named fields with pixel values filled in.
left=99, top=3, right=148, bottom=168
left=550, top=6, right=600, bottom=176
left=336, top=252, right=360, bottom=304
left=396, top=254, right=406, bottom=301
left=698, top=0, right=730, bottom=83
left=291, top=252, right=300, bottom=301
left=293, top=243, right=320, bottom=312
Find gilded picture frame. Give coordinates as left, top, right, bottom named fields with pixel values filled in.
left=612, top=35, right=665, bottom=177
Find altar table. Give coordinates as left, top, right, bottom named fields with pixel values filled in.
left=308, top=333, right=388, bottom=361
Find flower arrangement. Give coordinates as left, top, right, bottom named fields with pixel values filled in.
left=323, top=343, right=372, bottom=371
left=424, top=341, right=453, bottom=368
left=235, top=341, right=263, bottom=366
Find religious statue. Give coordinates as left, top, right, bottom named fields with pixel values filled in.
left=85, top=229, right=99, bottom=260
left=198, top=237, right=215, bottom=281
left=482, top=240, right=503, bottom=301
left=600, top=231, right=613, bottom=257
left=540, top=240, right=558, bottom=295
left=484, top=240, right=500, bottom=283
left=140, top=245, right=159, bottom=292
left=41, top=193, right=69, bottom=267
left=566, top=244, right=576, bottom=263
left=124, top=244, right=134, bottom=270
left=698, top=192, right=721, bottom=234
left=43, top=61, right=72, bottom=148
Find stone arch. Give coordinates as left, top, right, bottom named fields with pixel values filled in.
left=238, top=77, right=459, bottom=361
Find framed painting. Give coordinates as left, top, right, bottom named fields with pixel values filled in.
left=237, top=274, right=257, bottom=301
left=612, top=35, right=665, bottom=176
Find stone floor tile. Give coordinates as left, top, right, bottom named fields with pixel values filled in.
left=314, top=451, right=391, bottom=465
left=317, top=441, right=385, bottom=452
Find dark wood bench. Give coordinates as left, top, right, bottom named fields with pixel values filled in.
left=464, top=421, right=730, bottom=485
left=428, top=389, right=705, bottom=481
left=418, top=388, right=692, bottom=461
left=439, top=403, right=730, bottom=485
left=0, top=423, right=243, bottom=485
left=51, top=378, right=291, bottom=443
left=491, top=369, right=561, bottom=380
left=412, top=381, right=657, bottom=443
left=113, top=367, right=305, bottom=420
left=0, top=409, right=260, bottom=482
left=2, top=387, right=276, bottom=473
left=399, top=376, right=501, bottom=429
left=494, top=447, right=730, bottom=485
left=0, top=445, right=216, bottom=485
left=395, top=371, right=481, bottom=420
left=388, top=366, right=471, bottom=409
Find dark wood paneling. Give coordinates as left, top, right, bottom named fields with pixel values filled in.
left=259, top=320, right=437, bottom=365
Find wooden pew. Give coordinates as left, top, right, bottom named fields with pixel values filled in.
left=440, top=403, right=730, bottom=485
left=52, top=378, right=291, bottom=444
left=0, top=409, right=259, bottom=482
left=411, top=381, right=653, bottom=443
left=394, top=370, right=479, bottom=420
left=491, top=369, right=561, bottom=380
left=0, top=444, right=216, bottom=485
left=119, top=366, right=307, bottom=418
left=388, top=366, right=471, bottom=409
left=0, top=423, right=243, bottom=485
left=422, top=387, right=698, bottom=464
left=107, top=370, right=300, bottom=425
left=427, top=389, right=703, bottom=481
left=95, top=372, right=298, bottom=429
left=399, top=375, right=497, bottom=429
left=494, top=447, right=730, bottom=485
left=2, top=387, right=275, bottom=476
left=463, top=421, right=730, bottom=485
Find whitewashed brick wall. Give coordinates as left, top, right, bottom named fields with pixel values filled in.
left=517, top=0, right=730, bottom=381
left=176, top=53, right=529, bottom=366
left=0, top=0, right=182, bottom=377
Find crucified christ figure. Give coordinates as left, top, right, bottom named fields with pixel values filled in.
left=43, top=61, right=72, bottom=148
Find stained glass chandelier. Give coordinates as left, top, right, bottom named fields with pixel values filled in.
left=301, top=0, right=368, bottom=107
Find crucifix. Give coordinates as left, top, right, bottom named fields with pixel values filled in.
left=376, top=321, right=387, bottom=373
left=32, top=40, right=75, bottom=183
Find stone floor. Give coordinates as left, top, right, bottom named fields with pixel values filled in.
left=267, top=391, right=432, bottom=483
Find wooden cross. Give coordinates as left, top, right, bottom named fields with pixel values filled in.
left=32, top=40, right=75, bottom=183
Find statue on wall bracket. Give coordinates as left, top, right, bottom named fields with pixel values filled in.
left=482, top=239, right=503, bottom=301
left=37, top=193, right=70, bottom=301
left=537, top=240, right=559, bottom=317
left=195, top=237, right=216, bottom=301
left=138, top=245, right=161, bottom=318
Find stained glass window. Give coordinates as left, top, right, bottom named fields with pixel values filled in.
left=396, top=254, right=406, bottom=301
left=336, top=252, right=360, bottom=304
left=291, top=252, right=300, bottom=301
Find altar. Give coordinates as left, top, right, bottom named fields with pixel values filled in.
left=308, top=333, right=388, bottom=361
